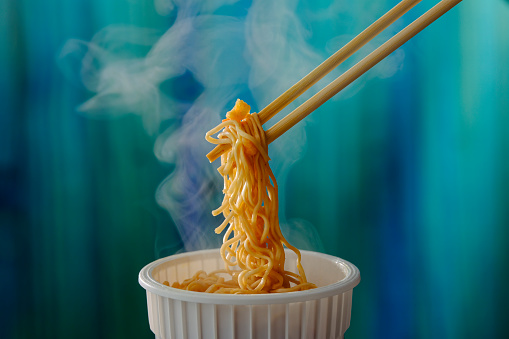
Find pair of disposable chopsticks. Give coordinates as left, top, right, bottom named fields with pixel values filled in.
left=207, top=0, right=463, bottom=162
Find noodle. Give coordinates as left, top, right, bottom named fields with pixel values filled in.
left=167, top=99, right=316, bottom=294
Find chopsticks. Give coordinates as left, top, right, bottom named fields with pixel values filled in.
left=207, top=0, right=420, bottom=162
left=257, top=0, right=422, bottom=126
left=207, top=0, right=463, bottom=162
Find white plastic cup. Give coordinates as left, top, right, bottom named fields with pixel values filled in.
left=139, top=249, right=360, bottom=339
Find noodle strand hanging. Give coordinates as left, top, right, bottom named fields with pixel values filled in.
left=168, top=99, right=315, bottom=294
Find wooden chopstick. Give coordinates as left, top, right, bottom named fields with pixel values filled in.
left=206, top=0, right=422, bottom=162
left=265, top=0, right=463, bottom=145
left=207, top=0, right=463, bottom=162
left=256, top=0, right=422, bottom=125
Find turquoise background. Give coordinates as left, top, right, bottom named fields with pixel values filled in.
left=1, top=0, right=508, bottom=338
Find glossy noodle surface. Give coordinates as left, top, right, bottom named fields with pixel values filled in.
left=168, top=100, right=315, bottom=294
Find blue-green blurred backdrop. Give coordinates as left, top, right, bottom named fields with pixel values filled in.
left=1, top=0, right=508, bottom=338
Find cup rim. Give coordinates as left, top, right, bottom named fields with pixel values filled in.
left=138, top=248, right=360, bottom=305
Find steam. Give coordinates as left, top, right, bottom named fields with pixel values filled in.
left=59, top=0, right=406, bottom=255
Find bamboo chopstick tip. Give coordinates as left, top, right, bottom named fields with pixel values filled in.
left=206, top=151, right=219, bottom=163
left=206, top=144, right=228, bottom=163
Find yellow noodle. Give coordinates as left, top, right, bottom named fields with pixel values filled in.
left=170, top=100, right=316, bottom=294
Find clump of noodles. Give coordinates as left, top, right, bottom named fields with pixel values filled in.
left=166, top=99, right=316, bottom=294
